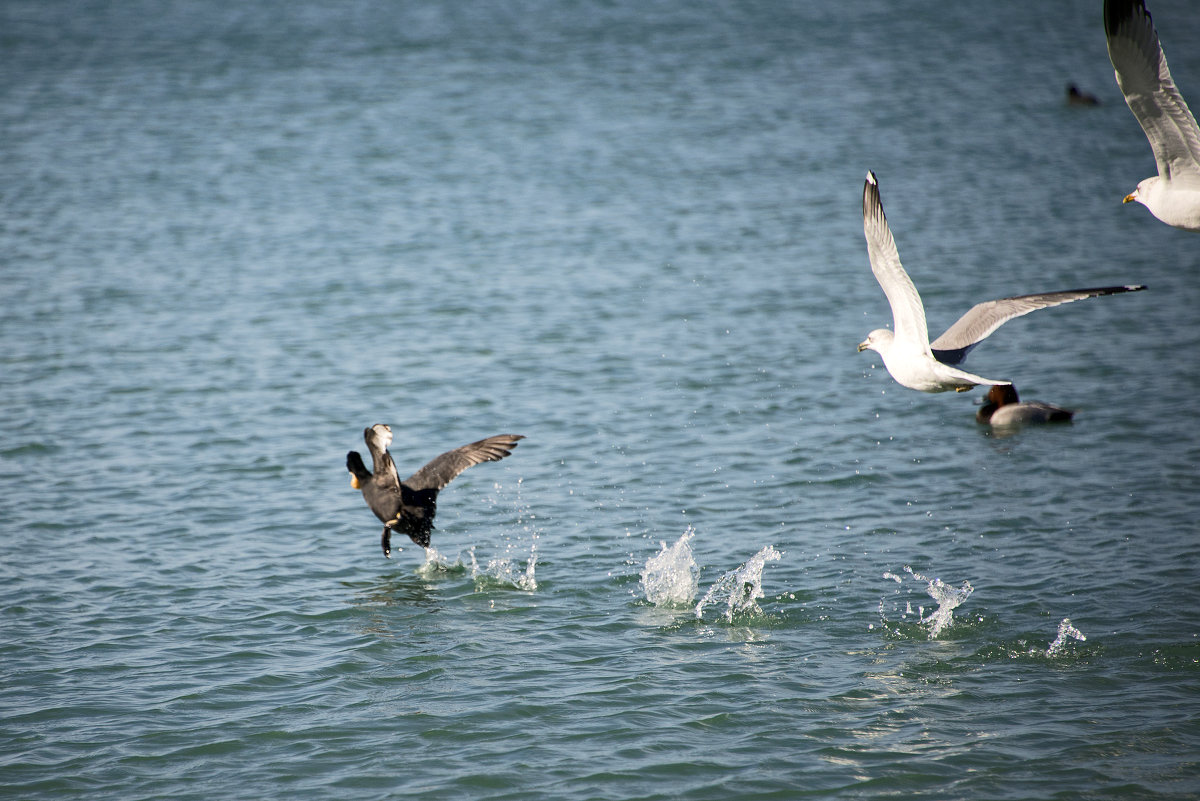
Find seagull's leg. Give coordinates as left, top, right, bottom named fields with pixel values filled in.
left=381, top=526, right=393, bottom=558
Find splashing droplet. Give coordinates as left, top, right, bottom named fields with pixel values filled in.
left=695, top=545, right=782, bottom=622
left=1046, top=617, right=1086, bottom=657
left=878, top=566, right=973, bottom=638
left=641, top=528, right=698, bottom=606
left=919, top=574, right=974, bottom=638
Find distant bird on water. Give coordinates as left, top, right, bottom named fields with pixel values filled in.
left=976, top=385, right=1074, bottom=426
left=347, top=424, right=524, bottom=557
left=857, top=171, right=1147, bottom=393
left=1066, top=84, right=1101, bottom=106
left=1104, top=0, right=1200, bottom=231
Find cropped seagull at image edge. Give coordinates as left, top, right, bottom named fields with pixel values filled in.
left=857, top=172, right=1146, bottom=393
left=1104, top=0, right=1200, bottom=231
left=346, top=425, right=524, bottom=558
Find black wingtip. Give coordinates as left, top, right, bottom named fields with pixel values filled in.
left=1072, top=284, right=1147, bottom=296
left=1105, top=0, right=1149, bottom=40
left=863, top=171, right=884, bottom=221
left=1090, top=284, right=1148, bottom=296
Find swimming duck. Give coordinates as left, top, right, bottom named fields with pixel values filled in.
left=1067, top=84, right=1101, bottom=106
left=347, top=424, right=524, bottom=557
left=976, top=385, right=1074, bottom=426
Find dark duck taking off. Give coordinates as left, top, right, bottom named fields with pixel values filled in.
left=347, top=424, right=524, bottom=557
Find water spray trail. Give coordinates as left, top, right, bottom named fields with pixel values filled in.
left=417, top=545, right=536, bottom=591
left=695, top=545, right=782, bottom=623
left=472, top=545, right=538, bottom=591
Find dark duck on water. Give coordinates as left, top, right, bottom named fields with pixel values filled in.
left=976, top=385, right=1074, bottom=426
left=347, top=424, right=524, bottom=557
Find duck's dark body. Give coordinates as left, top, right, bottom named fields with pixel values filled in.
left=346, top=450, right=440, bottom=550
left=347, top=425, right=524, bottom=557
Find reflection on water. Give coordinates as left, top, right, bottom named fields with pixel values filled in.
left=345, top=573, right=445, bottom=611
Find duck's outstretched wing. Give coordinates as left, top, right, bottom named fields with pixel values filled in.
left=863, top=171, right=930, bottom=352
left=404, top=434, right=525, bottom=491
left=346, top=450, right=371, bottom=483
left=1104, top=0, right=1200, bottom=184
left=930, top=285, right=1146, bottom=365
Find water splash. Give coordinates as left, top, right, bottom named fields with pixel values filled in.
left=879, top=566, right=973, bottom=638
left=695, top=545, right=782, bottom=623
left=417, top=545, right=537, bottom=591
left=466, top=545, right=538, bottom=591
left=1045, top=617, right=1086, bottom=657
left=418, top=546, right=461, bottom=575
left=409, top=479, right=538, bottom=591
left=641, top=527, right=699, bottom=606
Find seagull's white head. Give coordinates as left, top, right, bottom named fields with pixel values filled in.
left=857, top=328, right=894, bottom=355
left=1123, top=176, right=1159, bottom=207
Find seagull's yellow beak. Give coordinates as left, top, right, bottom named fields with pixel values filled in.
left=1123, top=192, right=1137, bottom=204
left=856, top=341, right=870, bottom=352
left=350, top=474, right=360, bottom=490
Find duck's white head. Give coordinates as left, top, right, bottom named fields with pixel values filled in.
left=365, top=423, right=393, bottom=452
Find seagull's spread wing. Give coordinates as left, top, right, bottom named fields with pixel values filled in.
left=930, top=285, right=1146, bottom=365
left=863, top=172, right=930, bottom=351
left=404, top=434, right=524, bottom=492
left=1105, top=0, right=1200, bottom=185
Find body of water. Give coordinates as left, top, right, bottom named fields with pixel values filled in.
left=2, top=1, right=1198, bottom=798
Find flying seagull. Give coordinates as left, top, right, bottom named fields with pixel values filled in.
left=1104, top=0, right=1200, bottom=231
left=857, top=171, right=1146, bottom=393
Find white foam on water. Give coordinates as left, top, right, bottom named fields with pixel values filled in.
left=641, top=527, right=699, bottom=607
left=1045, top=617, right=1086, bottom=657
left=695, top=545, right=782, bottom=623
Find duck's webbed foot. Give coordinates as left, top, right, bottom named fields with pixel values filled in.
left=381, top=526, right=393, bottom=558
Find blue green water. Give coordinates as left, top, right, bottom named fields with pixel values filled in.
left=2, top=1, right=1199, bottom=798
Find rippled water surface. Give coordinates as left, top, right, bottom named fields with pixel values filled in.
left=3, top=1, right=1199, bottom=798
